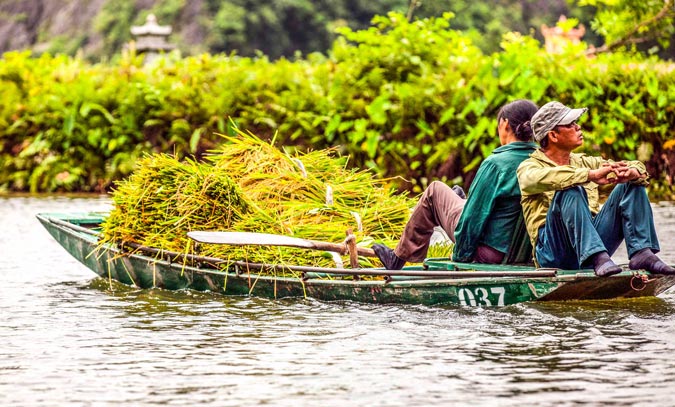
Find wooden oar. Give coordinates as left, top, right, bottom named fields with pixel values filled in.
left=187, top=231, right=377, bottom=258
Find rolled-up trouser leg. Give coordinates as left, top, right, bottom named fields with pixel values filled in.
left=593, top=183, right=660, bottom=257
left=394, top=181, right=466, bottom=262
left=536, top=186, right=607, bottom=269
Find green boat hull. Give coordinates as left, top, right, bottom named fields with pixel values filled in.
left=37, top=212, right=675, bottom=307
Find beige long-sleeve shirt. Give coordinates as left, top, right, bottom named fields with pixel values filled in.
left=516, top=149, right=648, bottom=247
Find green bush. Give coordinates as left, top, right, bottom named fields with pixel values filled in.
left=1, top=12, right=674, bottom=199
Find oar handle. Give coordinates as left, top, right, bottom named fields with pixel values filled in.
left=310, top=239, right=376, bottom=258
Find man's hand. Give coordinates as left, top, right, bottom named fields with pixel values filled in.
left=588, top=163, right=618, bottom=185
left=589, top=161, right=646, bottom=184
left=613, top=164, right=645, bottom=183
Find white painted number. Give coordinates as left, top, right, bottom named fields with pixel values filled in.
left=475, top=288, right=491, bottom=306
left=457, top=287, right=476, bottom=306
left=490, top=287, right=505, bottom=306
left=458, top=287, right=506, bottom=307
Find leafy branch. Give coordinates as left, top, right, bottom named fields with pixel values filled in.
left=586, top=0, right=675, bottom=55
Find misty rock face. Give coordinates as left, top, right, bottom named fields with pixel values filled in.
left=0, top=0, right=208, bottom=57
left=0, top=0, right=42, bottom=51
left=0, top=0, right=106, bottom=55
left=0, top=0, right=208, bottom=55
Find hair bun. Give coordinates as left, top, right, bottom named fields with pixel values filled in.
left=515, top=121, right=533, bottom=138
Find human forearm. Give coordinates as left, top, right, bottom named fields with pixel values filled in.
left=517, top=164, right=589, bottom=194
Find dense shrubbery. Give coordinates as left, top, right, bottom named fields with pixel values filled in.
left=1, top=12, right=674, bottom=198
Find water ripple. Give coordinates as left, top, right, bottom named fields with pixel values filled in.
left=2, top=197, right=675, bottom=406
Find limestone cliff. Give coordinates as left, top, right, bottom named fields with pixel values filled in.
left=0, top=0, right=208, bottom=58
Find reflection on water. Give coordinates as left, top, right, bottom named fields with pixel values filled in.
left=1, top=196, right=675, bottom=406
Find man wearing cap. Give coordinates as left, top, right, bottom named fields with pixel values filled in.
left=516, top=101, right=675, bottom=276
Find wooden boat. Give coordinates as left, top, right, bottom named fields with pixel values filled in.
left=37, top=212, right=675, bottom=307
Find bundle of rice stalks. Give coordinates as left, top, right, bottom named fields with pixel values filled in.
left=100, top=127, right=449, bottom=277
left=200, top=129, right=415, bottom=267
left=100, top=154, right=249, bottom=253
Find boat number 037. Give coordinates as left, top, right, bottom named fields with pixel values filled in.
left=457, top=287, right=506, bottom=306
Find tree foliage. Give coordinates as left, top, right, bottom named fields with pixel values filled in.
left=2, top=12, right=675, bottom=198
left=91, top=0, right=409, bottom=60
left=3, top=0, right=674, bottom=60
left=580, top=0, right=675, bottom=55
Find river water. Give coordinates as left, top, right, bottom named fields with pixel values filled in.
left=2, top=195, right=675, bottom=407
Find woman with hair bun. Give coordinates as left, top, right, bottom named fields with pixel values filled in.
left=373, top=99, right=539, bottom=269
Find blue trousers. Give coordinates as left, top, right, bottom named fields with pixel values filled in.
left=536, top=183, right=660, bottom=270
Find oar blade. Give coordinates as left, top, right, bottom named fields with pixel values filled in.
left=188, top=231, right=315, bottom=249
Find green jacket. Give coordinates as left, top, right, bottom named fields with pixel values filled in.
left=516, top=149, right=648, bottom=247
left=452, top=141, right=538, bottom=262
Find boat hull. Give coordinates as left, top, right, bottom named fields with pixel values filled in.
left=37, top=213, right=675, bottom=307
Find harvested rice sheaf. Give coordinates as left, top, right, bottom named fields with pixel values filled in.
left=100, top=128, right=432, bottom=275
left=100, top=154, right=249, bottom=253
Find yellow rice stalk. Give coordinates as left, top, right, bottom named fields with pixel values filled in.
left=101, top=128, right=423, bottom=275
left=100, top=154, right=249, bottom=254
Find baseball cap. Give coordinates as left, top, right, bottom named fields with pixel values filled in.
left=531, top=101, right=588, bottom=142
